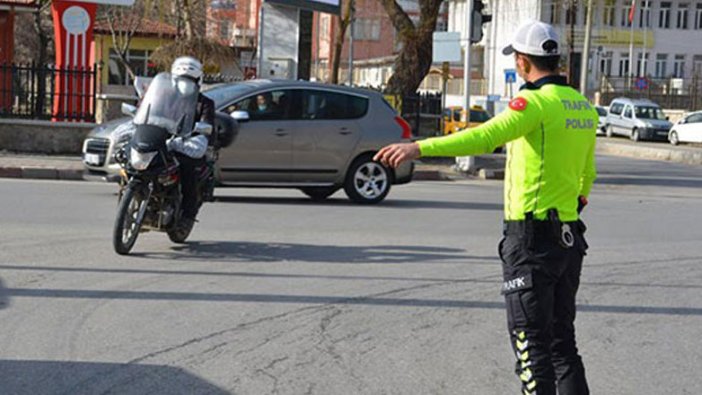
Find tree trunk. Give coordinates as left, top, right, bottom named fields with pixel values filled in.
left=331, top=0, right=353, bottom=84
left=377, top=0, right=443, bottom=95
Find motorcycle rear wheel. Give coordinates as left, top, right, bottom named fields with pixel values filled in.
left=113, top=186, right=144, bottom=255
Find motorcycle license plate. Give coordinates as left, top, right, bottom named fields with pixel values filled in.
left=84, top=153, right=101, bottom=165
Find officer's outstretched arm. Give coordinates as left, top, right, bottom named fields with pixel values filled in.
left=418, top=98, right=541, bottom=157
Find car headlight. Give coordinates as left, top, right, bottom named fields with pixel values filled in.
left=130, top=148, right=158, bottom=171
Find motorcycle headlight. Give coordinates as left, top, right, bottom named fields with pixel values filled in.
left=130, top=148, right=158, bottom=171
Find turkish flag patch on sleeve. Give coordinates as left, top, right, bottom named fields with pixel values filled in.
left=509, top=97, right=528, bottom=111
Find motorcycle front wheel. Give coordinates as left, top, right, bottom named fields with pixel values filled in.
left=113, top=186, right=145, bottom=255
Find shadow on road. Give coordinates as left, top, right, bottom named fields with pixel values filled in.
left=0, top=278, right=7, bottom=310
left=0, top=359, right=229, bottom=395
left=130, top=241, right=493, bottom=264
left=4, top=287, right=701, bottom=316
left=596, top=176, right=702, bottom=189
left=214, top=195, right=503, bottom=211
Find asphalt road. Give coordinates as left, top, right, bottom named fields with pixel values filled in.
left=0, top=155, right=700, bottom=394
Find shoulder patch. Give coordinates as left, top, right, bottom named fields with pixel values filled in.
left=509, top=97, right=528, bottom=111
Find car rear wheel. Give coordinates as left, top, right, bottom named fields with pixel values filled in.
left=301, top=187, right=338, bottom=201
left=630, top=128, right=640, bottom=142
left=344, top=155, right=391, bottom=204
left=669, top=131, right=679, bottom=145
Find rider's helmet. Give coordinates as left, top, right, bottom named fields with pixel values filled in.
left=171, top=56, right=203, bottom=84
left=171, top=56, right=203, bottom=96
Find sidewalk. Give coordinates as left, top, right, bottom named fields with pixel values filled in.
left=1, top=138, right=700, bottom=182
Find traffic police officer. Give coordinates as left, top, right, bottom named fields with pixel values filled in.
left=374, top=20, right=597, bottom=395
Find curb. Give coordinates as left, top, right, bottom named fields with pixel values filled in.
left=0, top=166, right=85, bottom=181
left=596, top=140, right=702, bottom=166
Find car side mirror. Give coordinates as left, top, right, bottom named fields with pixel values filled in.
left=231, top=110, right=250, bottom=123
left=121, top=103, right=137, bottom=117
left=193, top=121, right=213, bottom=136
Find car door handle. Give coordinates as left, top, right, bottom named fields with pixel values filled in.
left=339, top=127, right=352, bottom=135
left=274, top=128, right=288, bottom=136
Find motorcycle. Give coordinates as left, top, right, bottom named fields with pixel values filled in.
left=112, top=72, right=236, bottom=255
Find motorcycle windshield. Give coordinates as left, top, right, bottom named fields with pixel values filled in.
left=133, top=72, right=199, bottom=136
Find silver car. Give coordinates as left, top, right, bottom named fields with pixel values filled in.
left=83, top=80, right=414, bottom=204
left=604, top=97, right=672, bottom=142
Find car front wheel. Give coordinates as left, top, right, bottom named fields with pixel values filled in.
left=630, top=128, right=640, bottom=142
left=606, top=125, right=614, bottom=137
left=344, top=155, right=391, bottom=204
left=669, top=131, right=679, bottom=145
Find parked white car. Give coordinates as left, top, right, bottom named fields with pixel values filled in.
left=669, top=111, right=702, bottom=145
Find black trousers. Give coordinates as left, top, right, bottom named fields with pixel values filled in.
left=499, top=220, right=590, bottom=395
left=176, top=154, right=205, bottom=219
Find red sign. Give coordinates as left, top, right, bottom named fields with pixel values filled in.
left=51, top=0, right=98, bottom=121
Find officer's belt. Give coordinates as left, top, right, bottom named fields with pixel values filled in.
left=502, top=219, right=579, bottom=236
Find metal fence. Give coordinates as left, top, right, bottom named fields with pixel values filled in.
left=0, top=63, right=99, bottom=122
left=600, top=76, right=702, bottom=110
left=384, top=92, right=443, bottom=137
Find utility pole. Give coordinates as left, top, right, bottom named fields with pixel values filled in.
left=628, top=0, right=636, bottom=88
left=579, top=0, right=594, bottom=96
left=463, top=0, right=473, bottom=117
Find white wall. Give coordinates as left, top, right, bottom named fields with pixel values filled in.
left=258, top=3, right=299, bottom=79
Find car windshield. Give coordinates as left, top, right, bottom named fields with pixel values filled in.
left=470, top=110, right=490, bottom=122
left=596, top=107, right=607, bottom=116
left=635, top=106, right=666, bottom=120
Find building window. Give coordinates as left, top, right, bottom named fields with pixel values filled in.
left=659, top=1, right=672, bottom=28
left=566, top=3, right=578, bottom=25
left=619, top=53, right=630, bottom=77
left=549, top=2, right=561, bottom=24
left=693, top=55, right=702, bottom=77
left=108, top=49, right=155, bottom=86
left=602, top=1, right=616, bottom=26
left=639, top=1, right=652, bottom=27
left=219, top=21, right=230, bottom=40
left=673, top=54, right=686, bottom=77
left=600, top=51, right=613, bottom=77
left=655, top=53, right=668, bottom=77
left=353, top=18, right=381, bottom=41
left=696, top=3, right=702, bottom=29
left=677, top=3, right=690, bottom=29
left=636, top=53, right=649, bottom=76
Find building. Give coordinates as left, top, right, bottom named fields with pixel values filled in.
left=207, top=0, right=259, bottom=75
left=475, top=0, right=702, bottom=101
left=94, top=19, right=178, bottom=87
left=312, top=0, right=449, bottom=87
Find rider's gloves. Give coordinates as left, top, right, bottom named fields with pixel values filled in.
left=167, top=135, right=208, bottom=159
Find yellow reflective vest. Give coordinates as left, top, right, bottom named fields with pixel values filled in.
left=418, top=76, right=597, bottom=222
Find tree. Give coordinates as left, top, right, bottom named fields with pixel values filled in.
left=150, top=0, right=235, bottom=74
left=331, top=0, right=354, bottom=84
left=376, top=0, right=444, bottom=95
left=99, top=0, right=148, bottom=81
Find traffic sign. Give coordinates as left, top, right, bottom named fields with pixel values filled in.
left=634, top=77, right=649, bottom=90
left=505, top=69, right=517, bottom=83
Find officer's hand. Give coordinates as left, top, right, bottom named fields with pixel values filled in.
left=374, top=143, right=421, bottom=168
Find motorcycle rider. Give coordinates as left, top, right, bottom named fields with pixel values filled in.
left=166, top=56, right=215, bottom=236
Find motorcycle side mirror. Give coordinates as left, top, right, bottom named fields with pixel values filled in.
left=231, top=110, right=250, bottom=123
left=194, top=122, right=213, bottom=136
left=121, top=103, right=137, bottom=117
